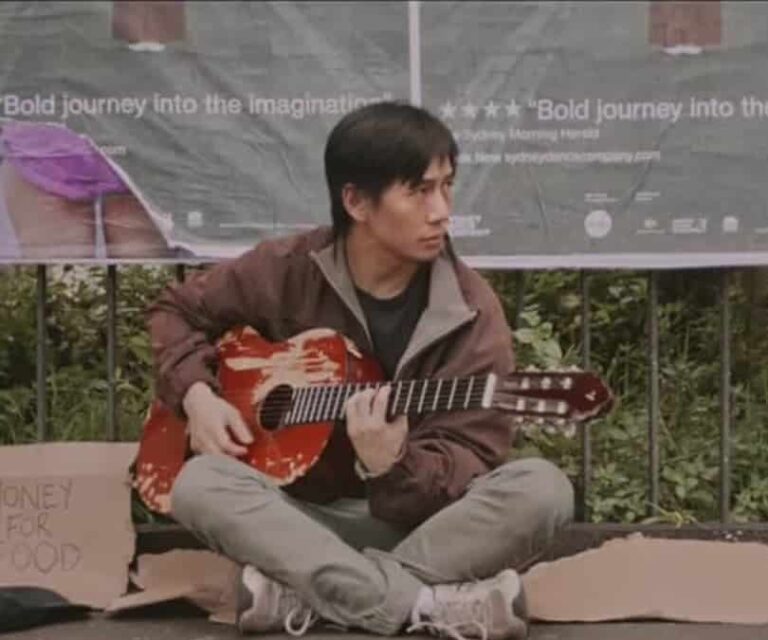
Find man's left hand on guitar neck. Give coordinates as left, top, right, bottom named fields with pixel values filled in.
left=345, top=385, right=408, bottom=478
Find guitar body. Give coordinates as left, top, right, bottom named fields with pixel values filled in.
left=134, top=326, right=382, bottom=514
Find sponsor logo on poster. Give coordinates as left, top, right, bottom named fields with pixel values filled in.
left=584, top=209, right=612, bottom=239
left=187, top=210, right=204, bottom=229
left=671, top=218, right=707, bottom=234
left=722, top=216, right=739, bottom=233
left=637, top=217, right=665, bottom=235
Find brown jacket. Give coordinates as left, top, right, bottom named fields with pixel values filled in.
left=148, top=226, right=516, bottom=527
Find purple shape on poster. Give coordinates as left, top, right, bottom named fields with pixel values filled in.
left=0, top=121, right=129, bottom=201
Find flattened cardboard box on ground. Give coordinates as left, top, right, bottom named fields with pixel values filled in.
left=523, top=533, right=768, bottom=624
left=0, top=442, right=137, bottom=609
left=110, top=534, right=768, bottom=627
left=107, top=549, right=239, bottom=624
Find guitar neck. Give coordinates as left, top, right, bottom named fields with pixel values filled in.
left=283, top=374, right=496, bottom=426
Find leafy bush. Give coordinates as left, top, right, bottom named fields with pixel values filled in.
left=487, top=268, right=768, bottom=524
left=0, top=265, right=174, bottom=443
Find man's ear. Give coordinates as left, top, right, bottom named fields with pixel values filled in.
left=341, top=183, right=370, bottom=223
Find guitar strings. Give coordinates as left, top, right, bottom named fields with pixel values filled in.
left=180, top=377, right=572, bottom=425
left=256, top=391, right=560, bottom=424
left=258, top=388, right=490, bottom=418
left=202, top=377, right=569, bottom=406
left=208, top=379, right=482, bottom=404
left=199, top=373, right=572, bottom=407
left=253, top=386, right=492, bottom=423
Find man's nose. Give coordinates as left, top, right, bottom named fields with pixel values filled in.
left=426, top=191, right=451, bottom=224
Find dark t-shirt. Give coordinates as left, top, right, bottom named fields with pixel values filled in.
left=355, top=266, right=430, bottom=379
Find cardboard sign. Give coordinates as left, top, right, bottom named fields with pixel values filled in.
left=523, top=533, right=768, bottom=624
left=0, top=442, right=137, bottom=608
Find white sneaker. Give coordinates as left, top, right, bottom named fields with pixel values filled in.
left=407, top=569, right=528, bottom=640
left=236, top=565, right=318, bottom=636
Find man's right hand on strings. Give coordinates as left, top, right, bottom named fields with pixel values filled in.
left=182, top=381, right=254, bottom=456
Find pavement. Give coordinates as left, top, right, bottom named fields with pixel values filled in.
left=4, top=601, right=768, bottom=640
left=10, top=523, right=768, bottom=639
left=7, top=618, right=768, bottom=640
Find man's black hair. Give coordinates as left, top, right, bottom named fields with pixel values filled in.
left=324, top=101, right=458, bottom=238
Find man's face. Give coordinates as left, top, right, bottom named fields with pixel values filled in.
left=356, top=156, right=455, bottom=264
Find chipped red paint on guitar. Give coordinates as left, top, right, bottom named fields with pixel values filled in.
left=134, top=326, right=612, bottom=514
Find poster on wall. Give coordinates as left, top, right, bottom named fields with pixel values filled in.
left=0, top=1, right=406, bottom=263
left=1, top=1, right=768, bottom=268
left=423, top=1, right=768, bottom=267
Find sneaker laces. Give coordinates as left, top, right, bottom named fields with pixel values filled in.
left=285, top=606, right=319, bottom=636
left=278, top=589, right=318, bottom=636
left=406, top=590, right=490, bottom=640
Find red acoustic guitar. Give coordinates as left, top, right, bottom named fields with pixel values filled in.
left=134, top=327, right=613, bottom=514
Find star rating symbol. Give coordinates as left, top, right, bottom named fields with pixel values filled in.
left=505, top=100, right=521, bottom=118
left=483, top=101, right=500, bottom=118
left=461, top=103, right=479, bottom=119
left=439, top=101, right=457, bottom=119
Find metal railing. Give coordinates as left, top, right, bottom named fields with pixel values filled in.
left=26, top=263, right=737, bottom=524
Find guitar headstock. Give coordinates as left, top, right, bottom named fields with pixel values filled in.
left=493, top=368, right=613, bottom=429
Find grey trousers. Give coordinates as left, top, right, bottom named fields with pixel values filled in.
left=171, top=454, right=573, bottom=635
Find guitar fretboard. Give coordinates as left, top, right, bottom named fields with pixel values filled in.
left=283, top=374, right=495, bottom=425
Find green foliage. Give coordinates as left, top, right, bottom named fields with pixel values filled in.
left=485, top=267, right=768, bottom=524
left=513, top=308, right=567, bottom=369
left=0, top=265, right=174, bottom=444
left=3, top=264, right=768, bottom=525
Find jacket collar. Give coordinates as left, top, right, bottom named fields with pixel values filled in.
left=311, top=236, right=477, bottom=378
left=311, top=238, right=371, bottom=344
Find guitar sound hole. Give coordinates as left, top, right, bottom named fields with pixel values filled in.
left=259, top=384, right=293, bottom=431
